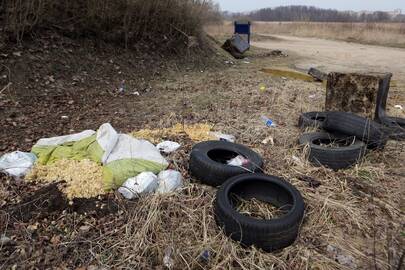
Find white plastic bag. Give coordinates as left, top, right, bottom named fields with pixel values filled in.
left=156, top=170, right=183, bottom=193
left=0, top=151, right=37, bottom=178
left=118, top=172, right=158, bottom=199
left=156, top=141, right=181, bottom=153
left=96, top=123, right=119, bottom=164
left=227, top=155, right=250, bottom=167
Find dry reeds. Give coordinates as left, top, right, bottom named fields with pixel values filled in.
left=206, top=21, right=405, bottom=48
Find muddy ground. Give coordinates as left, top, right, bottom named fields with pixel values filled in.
left=0, top=31, right=404, bottom=269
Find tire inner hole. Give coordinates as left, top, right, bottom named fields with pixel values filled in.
left=207, top=149, right=243, bottom=164
left=312, top=137, right=355, bottom=148
left=311, top=116, right=326, bottom=121
left=229, top=180, right=293, bottom=220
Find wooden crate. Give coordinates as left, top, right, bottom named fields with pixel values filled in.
left=325, top=72, right=392, bottom=119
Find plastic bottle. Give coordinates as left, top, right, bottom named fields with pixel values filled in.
left=261, top=115, right=276, bottom=127
left=118, top=80, right=125, bottom=93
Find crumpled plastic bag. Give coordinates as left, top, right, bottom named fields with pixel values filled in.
left=156, top=141, right=181, bottom=153
left=118, top=172, right=158, bottom=199
left=227, top=155, right=250, bottom=167
left=156, top=170, right=183, bottom=193
left=0, top=151, right=37, bottom=178
left=104, top=134, right=168, bottom=189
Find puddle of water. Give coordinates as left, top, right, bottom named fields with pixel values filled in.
left=261, top=68, right=315, bottom=82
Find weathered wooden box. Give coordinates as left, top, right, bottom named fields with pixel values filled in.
left=325, top=72, right=392, bottom=119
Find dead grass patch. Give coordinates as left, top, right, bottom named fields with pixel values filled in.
left=206, top=21, right=405, bottom=48
left=1, top=59, right=404, bottom=269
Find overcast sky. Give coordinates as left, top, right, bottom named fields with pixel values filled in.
left=215, top=0, right=405, bottom=12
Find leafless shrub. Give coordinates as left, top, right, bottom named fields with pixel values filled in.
left=0, top=0, right=220, bottom=49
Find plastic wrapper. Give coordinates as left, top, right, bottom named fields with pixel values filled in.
left=118, top=172, right=158, bottom=199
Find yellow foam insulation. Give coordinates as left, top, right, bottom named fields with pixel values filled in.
left=26, top=159, right=107, bottom=199
left=131, top=123, right=215, bottom=143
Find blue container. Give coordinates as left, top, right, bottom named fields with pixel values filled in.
left=234, top=21, right=251, bottom=45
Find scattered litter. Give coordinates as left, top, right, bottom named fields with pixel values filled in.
left=261, top=136, right=274, bottom=145
left=297, top=175, right=321, bottom=188
left=270, top=49, right=286, bottom=57
left=163, top=246, right=174, bottom=268
left=0, top=235, right=12, bottom=245
left=309, top=94, right=316, bottom=99
left=227, top=155, right=250, bottom=167
left=104, top=134, right=168, bottom=189
left=259, top=84, right=267, bottom=93
left=308, top=67, right=328, bottom=81
left=394, top=105, right=403, bottom=110
left=327, top=245, right=357, bottom=269
left=0, top=151, right=37, bottom=178
left=156, top=170, right=183, bottom=193
left=243, top=61, right=250, bottom=64
left=118, top=172, right=158, bottom=199
left=133, top=91, right=140, bottom=96
left=132, top=123, right=215, bottom=144
left=199, top=249, right=211, bottom=264
left=79, top=225, right=91, bottom=232
left=156, top=141, right=181, bottom=153
left=261, top=115, right=277, bottom=127
left=61, top=115, right=69, bottom=120
left=209, top=132, right=235, bottom=142
left=26, top=159, right=107, bottom=199
left=292, top=155, right=304, bottom=166
left=32, top=124, right=168, bottom=190
left=118, top=80, right=125, bottom=93
left=222, top=34, right=250, bottom=54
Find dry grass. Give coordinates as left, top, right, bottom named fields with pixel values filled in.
left=80, top=65, right=403, bottom=268
left=235, top=196, right=288, bottom=220
left=1, top=51, right=404, bottom=269
left=206, top=21, right=405, bottom=48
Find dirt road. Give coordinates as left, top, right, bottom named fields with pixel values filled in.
left=253, top=35, right=405, bottom=79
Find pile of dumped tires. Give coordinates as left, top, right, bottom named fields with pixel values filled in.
left=298, top=111, right=404, bottom=170
left=189, top=141, right=305, bottom=252
left=188, top=111, right=404, bottom=252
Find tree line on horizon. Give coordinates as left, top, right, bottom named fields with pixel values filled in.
left=227, top=5, right=405, bottom=22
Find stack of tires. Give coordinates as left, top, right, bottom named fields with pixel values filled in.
left=378, top=116, right=405, bottom=141
left=297, top=111, right=395, bottom=170
left=190, top=141, right=305, bottom=252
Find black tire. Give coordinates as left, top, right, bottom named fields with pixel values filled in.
left=214, top=174, right=305, bottom=252
left=324, top=111, right=387, bottom=149
left=299, top=132, right=366, bottom=170
left=379, top=116, right=405, bottom=141
left=298, top=112, right=328, bottom=129
left=189, top=141, right=263, bottom=187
